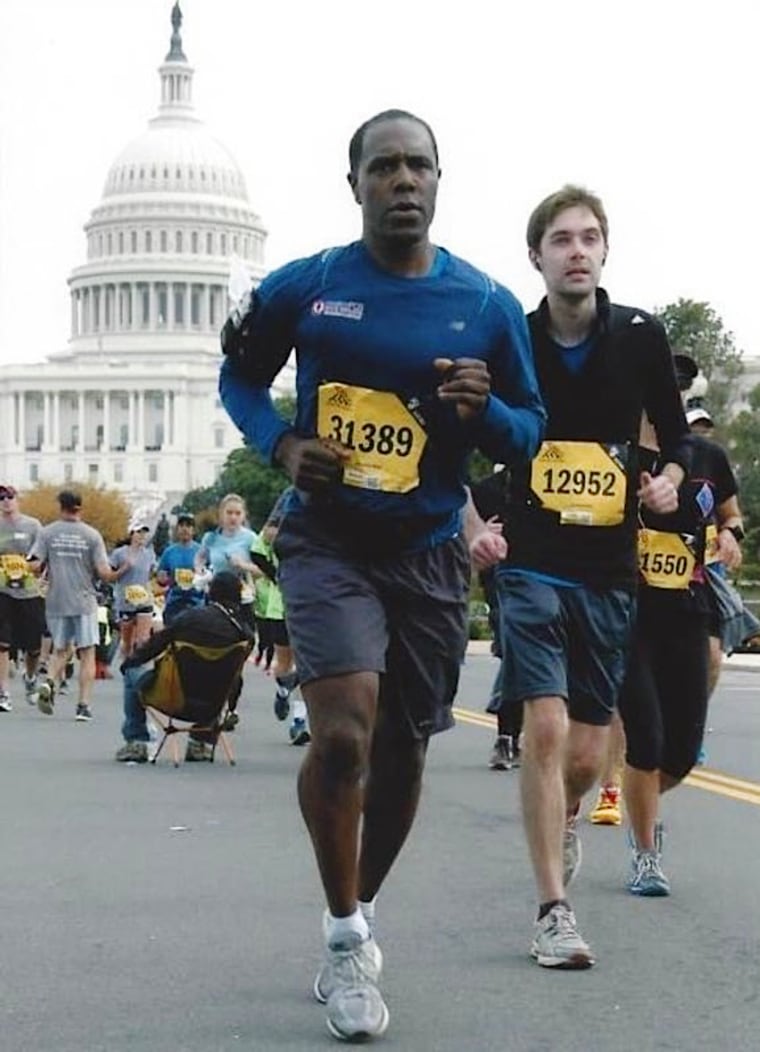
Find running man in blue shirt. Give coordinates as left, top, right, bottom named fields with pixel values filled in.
left=155, top=511, right=204, bottom=627
left=220, top=109, right=545, bottom=1043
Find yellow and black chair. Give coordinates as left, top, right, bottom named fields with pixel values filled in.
left=139, top=637, right=253, bottom=767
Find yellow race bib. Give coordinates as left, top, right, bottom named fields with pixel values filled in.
left=317, top=383, right=427, bottom=494
left=637, top=529, right=696, bottom=589
left=175, top=568, right=195, bottom=591
left=704, top=523, right=721, bottom=565
left=124, top=584, right=152, bottom=606
left=1, top=553, right=29, bottom=580
left=530, top=441, right=628, bottom=526
left=0, top=553, right=33, bottom=591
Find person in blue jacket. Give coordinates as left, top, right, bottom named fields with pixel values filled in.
left=219, top=108, right=545, bottom=1043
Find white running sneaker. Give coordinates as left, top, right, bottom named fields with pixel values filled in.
left=531, top=903, right=594, bottom=969
left=314, top=926, right=383, bottom=1004
left=326, top=978, right=389, bottom=1042
left=36, top=678, right=55, bottom=716
left=24, top=676, right=39, bottom=706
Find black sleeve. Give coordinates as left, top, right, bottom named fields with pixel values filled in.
left=713, top=445, right=738, bottom=505
left=250, top=552, right=278, bottom=582
left=642, top=321, right=692, bottom=474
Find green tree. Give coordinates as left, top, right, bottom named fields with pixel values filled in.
left=654, top=299, right=744, bottom=426
left=20, top=482, right=130, bottom=547
left=726, top=383, right=760, bottom=578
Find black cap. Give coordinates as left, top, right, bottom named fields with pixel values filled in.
left=176, top=510, right=195, bottom=524
left=57, top=489, right=82, bottom=511
left=208, top=570, right=242, bottom=606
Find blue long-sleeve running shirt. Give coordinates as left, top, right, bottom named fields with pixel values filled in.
left=220, top=241, right=545, bottom=525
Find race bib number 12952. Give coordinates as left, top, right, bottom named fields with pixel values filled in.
left=530, top=441, right=629, bottom=526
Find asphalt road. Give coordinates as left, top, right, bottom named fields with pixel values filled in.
left=1, top=657, right=758, bottom=1052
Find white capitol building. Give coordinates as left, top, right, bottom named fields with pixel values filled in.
left=0, top=3, right=288, bottom=517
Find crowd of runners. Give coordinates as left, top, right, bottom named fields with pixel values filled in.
left=2, top=107, right=754, bottom=1043
left=0, top=486, right=307, bottom=758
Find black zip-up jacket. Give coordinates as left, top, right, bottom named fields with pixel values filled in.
left=122, top=602, right=254, bottom=669
left=505, top=289, right=692, bottom=589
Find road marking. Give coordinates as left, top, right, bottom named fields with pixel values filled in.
left=453, top=707, right=495, bottom=730
left=453, top=706, right=760, bottom=807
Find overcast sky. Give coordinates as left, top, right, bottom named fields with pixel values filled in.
left=1, top=0, right=758, bottom=365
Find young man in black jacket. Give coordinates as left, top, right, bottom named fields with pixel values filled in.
left=493, top=185, right=692, bottom=968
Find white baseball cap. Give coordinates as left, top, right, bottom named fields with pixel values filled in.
left=686, top=407, right=713, bottom=427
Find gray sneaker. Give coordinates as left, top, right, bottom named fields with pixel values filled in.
left=531, top=902, right=594, bottom=969
left=627, top=824, right=670, bottom=896
left=36, top=679, right=55, bottom=716
left=489, top=735, right=519, bottom=770
left=627, top=848, right=671, bottom=896
left=326, top=978, right=389, bottom=1042
left=0, top=690, right=12, bottom=713
left=115, top=740, right=149, bottom=764
left=24, top=676, right=39, bottom=706
left=185, top=739, right=213, bottom=762
left=314, top=926, right=383, bottom=1004
left=563, top=821, right=582, bottom=888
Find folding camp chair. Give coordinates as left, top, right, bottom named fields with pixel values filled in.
left=139, top=637, right=253, bottom=767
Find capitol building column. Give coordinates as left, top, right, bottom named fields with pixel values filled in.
left=52, top=391, right=61, bottom=451
left=18, top=392, right=26, bottom=450
left=77, top=392, right=86, bottom=452
left=136, top=391, right=145, bottom=450
left=201, top=283, right=210, bottom=332
left=42, top=393, right=52, bottom=451
left=163, top=393, right=171, bottom=450
left=102, top=390, right=111, bottom=451
left=128, top=391, right=137, bottom=449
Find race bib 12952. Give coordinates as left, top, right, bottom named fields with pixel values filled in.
left=530, top=441, right=629, bottom=526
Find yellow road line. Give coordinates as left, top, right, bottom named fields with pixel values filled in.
left=453, top=707, right=495, bottom=729
left=683, top=776, right=760, bottom=806
left=452, top=706, right=760, bottom=806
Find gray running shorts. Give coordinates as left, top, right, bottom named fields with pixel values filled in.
left=496, top=571, right=635, bottom=726
left=275, top=511, right=470, bottom=739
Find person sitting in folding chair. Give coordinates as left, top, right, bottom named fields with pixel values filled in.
left=115, top=571, right=254, bottom=764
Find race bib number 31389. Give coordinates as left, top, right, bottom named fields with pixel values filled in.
left=317, top=383, right=427, bottom=494
left=530, top=441, right=629, bottom=526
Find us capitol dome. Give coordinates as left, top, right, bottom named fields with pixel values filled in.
left=0, top=2, right=283, bottom=516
